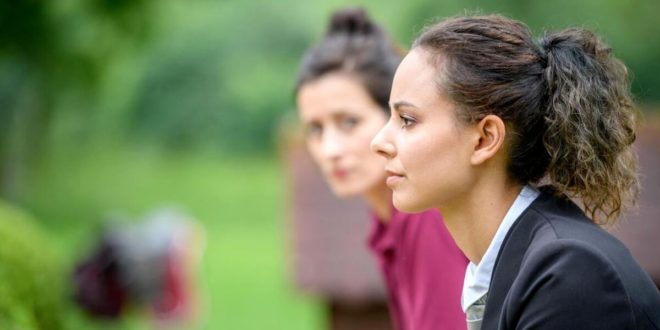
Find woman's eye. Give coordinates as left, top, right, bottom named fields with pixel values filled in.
left=400, top=115, right=415, bottom=128
left=339, top=117, right=359, bottom=130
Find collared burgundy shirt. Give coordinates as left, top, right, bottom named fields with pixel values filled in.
left=368, top=207, right=468, bottom=330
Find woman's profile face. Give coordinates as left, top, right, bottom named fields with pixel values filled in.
left=297, top=73, right=389, bottom=198
left=371, top=49, right=477, bottom=212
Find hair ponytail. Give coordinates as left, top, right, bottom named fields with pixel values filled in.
left=540, top=29, right=638, bottom=224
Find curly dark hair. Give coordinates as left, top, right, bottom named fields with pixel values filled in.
left=414, top=15, right=639, bottom=224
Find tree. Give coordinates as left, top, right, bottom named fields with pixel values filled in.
left=0, top=0, right=153, bottom=200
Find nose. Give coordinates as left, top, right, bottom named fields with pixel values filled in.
left=371, top=120, right=396, bottom=159
left=319, top=128, right=345, bottom=160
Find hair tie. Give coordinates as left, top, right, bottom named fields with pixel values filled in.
left=537, top=39, right=551, bottom=69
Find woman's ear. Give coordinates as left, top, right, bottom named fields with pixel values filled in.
left=470, top=114, right=506, bottom=165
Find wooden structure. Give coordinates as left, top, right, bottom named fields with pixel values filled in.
left=609, top=116, right=660, bottom=287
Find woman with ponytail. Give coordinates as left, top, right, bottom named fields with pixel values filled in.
left=295, top=8, right=468, bottom=330
left=371, top=14, right=660, bottom=329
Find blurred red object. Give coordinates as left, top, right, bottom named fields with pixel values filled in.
left=73, top=239, right=126, bottom=318
left=73, top=208, right=205, bottom=323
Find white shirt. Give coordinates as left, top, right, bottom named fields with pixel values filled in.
left=461, top=185, right=540, bottom=312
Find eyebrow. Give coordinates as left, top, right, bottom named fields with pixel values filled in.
left=300, top=109, right=354, bottom=124
left=390, top=100, right=418, bottom=111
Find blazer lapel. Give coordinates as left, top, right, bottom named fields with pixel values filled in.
left=480, top=192, right=551, bottom=329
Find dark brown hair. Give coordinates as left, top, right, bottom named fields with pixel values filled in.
left=414, top=15, right=638, bottom=224
left=295, top=7, right=403, bottom=111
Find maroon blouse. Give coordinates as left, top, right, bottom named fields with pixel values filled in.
left=368, top=207, right=468, bottom=330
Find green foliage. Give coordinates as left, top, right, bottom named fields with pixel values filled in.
left=126, top=1, right=311, bottom=152
left=0, top=201, right=64, bottom=330
left=0, top=0, right=155, bottom=200
left=25, top=147, right=325, bottom=329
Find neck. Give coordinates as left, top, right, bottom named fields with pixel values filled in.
left=365, top=182, right=393, bottom=222
left=440, top=176, right=523, bottom=265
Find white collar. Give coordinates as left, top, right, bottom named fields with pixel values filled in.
left=460, top=185, right=540, bottom=312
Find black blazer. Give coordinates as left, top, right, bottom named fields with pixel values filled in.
left=482, top=187, right=660, bottom=329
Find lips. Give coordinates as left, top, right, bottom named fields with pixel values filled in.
left=331, top=168, right=349, bottom=180
left=385, top=169, right=405, bottom=187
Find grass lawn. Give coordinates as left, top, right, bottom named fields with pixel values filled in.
left=21, top=145, right=325, bottom=329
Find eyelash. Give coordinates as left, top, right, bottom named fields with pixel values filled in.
left=399, top=114, right=416, bottom=128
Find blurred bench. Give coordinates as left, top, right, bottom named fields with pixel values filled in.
left=609, top=114, right=660, bottom=287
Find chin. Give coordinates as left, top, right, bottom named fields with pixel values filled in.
left=392, top=194, right=429, bottom=214
left=330, top=185, right=362, bottom=199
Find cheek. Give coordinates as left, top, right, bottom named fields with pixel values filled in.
left=398, top=133, right=433, bottom=169
left=306, top=141, right=325, bottom=166
left=355, top=122, right=385, bottom=155
left=356, top=137, right=386, bottom=170
left=363, top=149, right=387, bottom=170
left=354, top=130, right=387, bottom=174
left=401, top=130, right=464, bottom=177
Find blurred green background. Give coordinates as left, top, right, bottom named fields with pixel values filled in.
left=1, top=0, right=659, bottom=329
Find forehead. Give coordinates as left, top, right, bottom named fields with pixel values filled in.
left=297, top=73, right=381, bottom=119
left=390, top=49, right=441, bottom=105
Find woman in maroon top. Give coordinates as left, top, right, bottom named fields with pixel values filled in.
left=294, top=8, right=467, bottom=330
